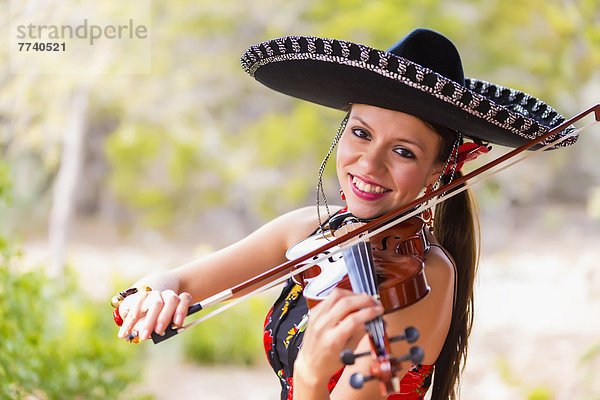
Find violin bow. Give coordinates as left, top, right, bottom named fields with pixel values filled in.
left=147, top=103, right=600, bottom=344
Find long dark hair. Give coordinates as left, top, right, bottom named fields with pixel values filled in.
left=429, top=124, right=480, bottom=400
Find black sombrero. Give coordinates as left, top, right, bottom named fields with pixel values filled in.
left=241, top=28, right=576, bottom=149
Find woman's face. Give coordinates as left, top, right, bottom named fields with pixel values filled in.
left=336, top=104, right=444, bottom=219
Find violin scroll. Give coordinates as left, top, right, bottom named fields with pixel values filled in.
left=346, top=347, right=425, bottom=390
left=340, top=325, right=425, bottom=391
left=348, top=345, right=425, bottom=390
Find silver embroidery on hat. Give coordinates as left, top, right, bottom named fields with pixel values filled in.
left=379, top=53, right=389, bottom=69
left=241, top=36, right=576, bottom=148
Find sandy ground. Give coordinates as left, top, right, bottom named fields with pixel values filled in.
left=21, top=208, right=600, bottom=399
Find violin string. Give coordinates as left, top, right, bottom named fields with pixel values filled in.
left=176, top=119, right=595, bottom=333
left=355, top=239, right=386, bottom=353
left=343, top=236, right=384, bottom=351
left=354, top=246, right=383, bottom=352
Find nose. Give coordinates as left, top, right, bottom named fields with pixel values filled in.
left=358, top=144, right=386, bottom=174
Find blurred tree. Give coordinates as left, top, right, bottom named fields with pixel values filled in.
left=1, top=0, right=598, bottom=251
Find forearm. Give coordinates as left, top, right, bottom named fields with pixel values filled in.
left=130, top=270, right=181, bottom=293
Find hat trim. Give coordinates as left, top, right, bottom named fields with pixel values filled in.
left=241, top=36, right=576, bottom=149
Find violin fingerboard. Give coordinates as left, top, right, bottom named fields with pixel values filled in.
left=341, top=241, right=378, bottom=296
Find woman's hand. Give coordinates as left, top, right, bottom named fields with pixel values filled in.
left=117, top=289, right=192, bottom=342
left=293, top=288, right=384, bottom=396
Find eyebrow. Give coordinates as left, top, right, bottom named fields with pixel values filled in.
left=350, top=115, right=426, bottom=153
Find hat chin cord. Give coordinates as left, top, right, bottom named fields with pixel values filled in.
left=429, top=131, right=463, bottom=194
left=316, top=113, right=349, bottom=228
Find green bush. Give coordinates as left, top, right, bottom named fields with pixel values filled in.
left=0, top=153, right=149, bottom=399
left=0, top=265, right=149, bottom=400
left=182, top=296, right=271, bottom=366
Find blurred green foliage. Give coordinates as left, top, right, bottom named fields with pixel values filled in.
left=0, top=1, right=597, bottom=397
left=182, top=297, right=270, bottom=366
left=0, top=168, right=145, bottom=399
left=0, top=263, right=147, bottom=399
left=581, top=342, right=600, bottom=398
left=0, top=160, right=19, bottom=264
left=496, top=356, right=556, bottom=400
left=2, top=0, right=598, bottom=232
left=526, top=386, right=554, bottom=400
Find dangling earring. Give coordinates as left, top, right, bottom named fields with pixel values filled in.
left=339, top=189, right=346, bottom=201
left=420, top=184, right=434, bottom=228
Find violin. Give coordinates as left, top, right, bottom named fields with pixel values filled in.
left=142, top=105, right=599, bottom=395
left=287, top=213, right=430, bottom=395
left=289, top=213, right=430, bottom=312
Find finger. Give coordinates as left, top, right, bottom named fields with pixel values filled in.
left=173, top=292, right=192, bottom=327
left=309, top=288, right=359, bottom=320
left=331, top=304, right=384, bottom=351
left=319, top=291, right=380, bottom=325
left=154, top=290, right=180, bottom=334
left=336, top=303, right=384, bottom=335
left=327, top=288, right=379, bottom=310
left=117, top=293, right=138, bottom=320
left=118, top=291, right=149, bottom=339
left=138, top=291, right=165, bottom=341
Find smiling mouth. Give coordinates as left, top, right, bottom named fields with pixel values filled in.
left=351, top=175, right=390, bottom=194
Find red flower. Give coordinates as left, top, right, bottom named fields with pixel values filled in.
left=286, top=377, right=294, bottom=400
left=443, top=139, right=491, bottom=175
left=263, top=307, right=274, bottom=354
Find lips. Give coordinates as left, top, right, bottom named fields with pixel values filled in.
left=349, top=174, right=390, bottom=200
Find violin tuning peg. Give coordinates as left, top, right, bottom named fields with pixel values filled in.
left=349, top=372, right=374, bottom=389
left=340, top=349, right=356, bottom=365
left=391, top=346, right=425, bottom=365
left=340, top=349, right=370, bottom=365
left=404, top=326, right=419, bottom=343
left=409, top=346, right=425, bottom=364
left=389, top=326, right=419, bottom=344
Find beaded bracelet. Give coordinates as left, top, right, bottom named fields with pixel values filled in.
left=110, top=285, right=152, bottom=309
left=111, top=286, right=152, bottom=327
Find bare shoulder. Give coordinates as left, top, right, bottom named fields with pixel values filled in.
left=264, top=205, right=344, bottom=249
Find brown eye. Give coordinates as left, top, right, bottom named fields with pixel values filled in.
left=351, top=127, right=370, bottom=140
left=393, top=147, right=416, bottom=159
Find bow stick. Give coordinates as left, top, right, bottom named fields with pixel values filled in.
left=146, top=104, right=600, bottom=344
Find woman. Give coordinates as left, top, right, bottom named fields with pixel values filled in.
left=113, top=28, right=575, bottom=399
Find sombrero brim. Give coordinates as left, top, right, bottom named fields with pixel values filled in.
left=241, top=36, right=576, bottom=150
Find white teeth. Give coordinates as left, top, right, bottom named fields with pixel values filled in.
left=352, top=176, right=387, bottom=194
